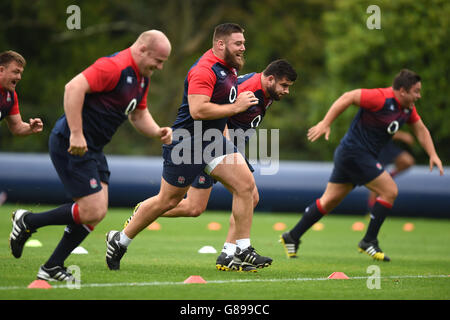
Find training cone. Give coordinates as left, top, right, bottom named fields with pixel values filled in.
left=207, top=222, right=222, bottom=231
left=147, top=222, right=161, bottom=230
left=273, top=222, right=287, bottom=231
left=28, top=279, right=52, bottom=289
left=25, top=239, right=43, bottom=247
left=328, top=272, right=349, bottom=279
left=352, top=221, right=365, bottom=231
left=184, top=275, right=207, bottom=284
left=312, top=222, right=324, bottom=231
left=403, top=223, right=414, bottom=232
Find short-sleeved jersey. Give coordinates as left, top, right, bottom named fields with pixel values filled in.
left=171, top=49, right=238, bottom=135
left=227, top=72, right=273, bottom=131
left=340, top=87, right=420, bottom=156
left=0, top=85, right=19, bottom=121
left=52, top=48, right=149, bottom=151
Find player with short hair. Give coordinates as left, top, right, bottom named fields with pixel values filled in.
left=280, top=69, right=444, bottom=261
left=152, top=59, right=297, bottom=271
left=106, top=23, right=273, bottom=272
left=9, top=30, right=173, bottom=281
left=0, top=50, right=43, bottom=136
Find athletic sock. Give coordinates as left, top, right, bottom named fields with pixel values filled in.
left=363, top=198, right=392, bottom=242
left=24, top=203, right=80, bottom=230
left=44, top=224, right=93, bottom=268
left=119, top=231, right=132, bottom=247
left=289, top=199, right=327, bottom=241
left=222, top=242, right=236, bottom=256
left=236, top=238, right=251, bottom=251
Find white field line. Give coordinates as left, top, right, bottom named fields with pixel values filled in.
left=0, top=274, right=448, bottom=291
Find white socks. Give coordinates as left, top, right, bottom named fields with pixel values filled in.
left=236, top=238, right=251, bottom=251
left=119, top=231, right=132, bottom=247
left=222, top=242, right=236, bottom=256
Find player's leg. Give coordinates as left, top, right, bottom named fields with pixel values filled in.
left=392, top=151, right=414, bottom=177
left=216, top=185, right=259, bottom=270
left=358, top=171, right=398, bottom=261
left=106, top=178, right=189, bottom=270
left=37, top=184, right=109, bottom=281
left=161, top=186, right=212, bottom=218
left=280, top=182, right=353, bottom=258
left=210, top=152, right=271, bottom=270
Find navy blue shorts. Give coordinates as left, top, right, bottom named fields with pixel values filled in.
left=49, top=132, right=109, bottom=198
left=329, top=144, right=384, bottom=186
left=162, top=135, right=238, bottom=188
left=191, top=154, right=255, bottom=189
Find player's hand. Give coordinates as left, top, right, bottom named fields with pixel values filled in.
left=29, top=118, right=43, bottom=133
left=429, top=155, right=444, bottom=176
left=233, top=91, right=259, bottom=114
left=307, top=120, right=331, bottom=142
left=159, top=127, right=172, bottom=145
left=68, top=133, right=88, bottom=157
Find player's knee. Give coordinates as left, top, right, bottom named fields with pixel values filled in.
left=252, top=190, right=260, bottom=209
left=234, top=177, right=255, bottom=196
left=79, top=204, right=107, bottom=224
left=188, top=205, right=206, bottom=217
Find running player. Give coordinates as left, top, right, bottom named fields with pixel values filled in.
left=106, top=23, right=273, bottom=272
left=9, top=30, right=172, bottom=282
left=280, top=69, right=444, bottom=261
left=154, top=59, right=297, bottom=271
left=0, top=50, right=43, bottom=136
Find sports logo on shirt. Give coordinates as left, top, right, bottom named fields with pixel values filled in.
left=6, top=92, right=11, bottom=102
left=90, top=178, right=98, bottom=189
left=177, top=176, right=186, bottom=184
left=198, top=176, right=206, bottom=184
left=126, top=76, right=133, bottom=84
left=376, top=162, right=383, bottom=170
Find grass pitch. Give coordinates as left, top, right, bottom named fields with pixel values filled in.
left=0, top=203, right=449, bottom=303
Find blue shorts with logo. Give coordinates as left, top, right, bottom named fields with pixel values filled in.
left=191, top=154, right=255, bottom=189
left=49, top=132, right=109, bottom=198
left=329, top=144, right=384, bottom=186
left=162, top=135, right=239, bottom=188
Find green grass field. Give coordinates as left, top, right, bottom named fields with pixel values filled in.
left=1, top=203, right=449, bottom=302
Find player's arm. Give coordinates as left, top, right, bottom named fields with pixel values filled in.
left=409, top=119, right=444, bottom=175
left=392, top=130, right=415, bottom=146
left=64, top=73, right=91, bottom=156
left=188, top=91, right=258, bottom=120
left=307, top=89, right=361, bottom=142
left=5, top=114, right=43, bottom=136
left=128, top=108, right=172, bottom=144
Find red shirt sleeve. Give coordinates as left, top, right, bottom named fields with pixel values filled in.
left=9, top=91, right=20, bottom=115
left=407, top=106, right=421, bottom=123
left=137, top=82, right=149, bottom=110
left=82, top=57, right=121, bottom=93
left=187, top=66, right=217, bottom=97
left=359, top=88, right=386, bottom=111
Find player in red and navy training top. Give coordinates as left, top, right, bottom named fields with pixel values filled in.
left=159, top=59, right=297, bottom=271
left=0, top=50, right=43, bottom=136
left=113, top=23, right=273, bottom=272
left=280, top=69, right=444, bottom=263
left=9, top=31, right=172, bottom=282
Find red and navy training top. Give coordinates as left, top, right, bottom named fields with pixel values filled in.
left=52, top=48, right=149, bottom=151
left=172, top=49, right=238, bottom=136
left=227, top=72, right=272, bottom=131
left=0, top=84, right=19, bottom=122
left=340, top=87, right=420, bottom=156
